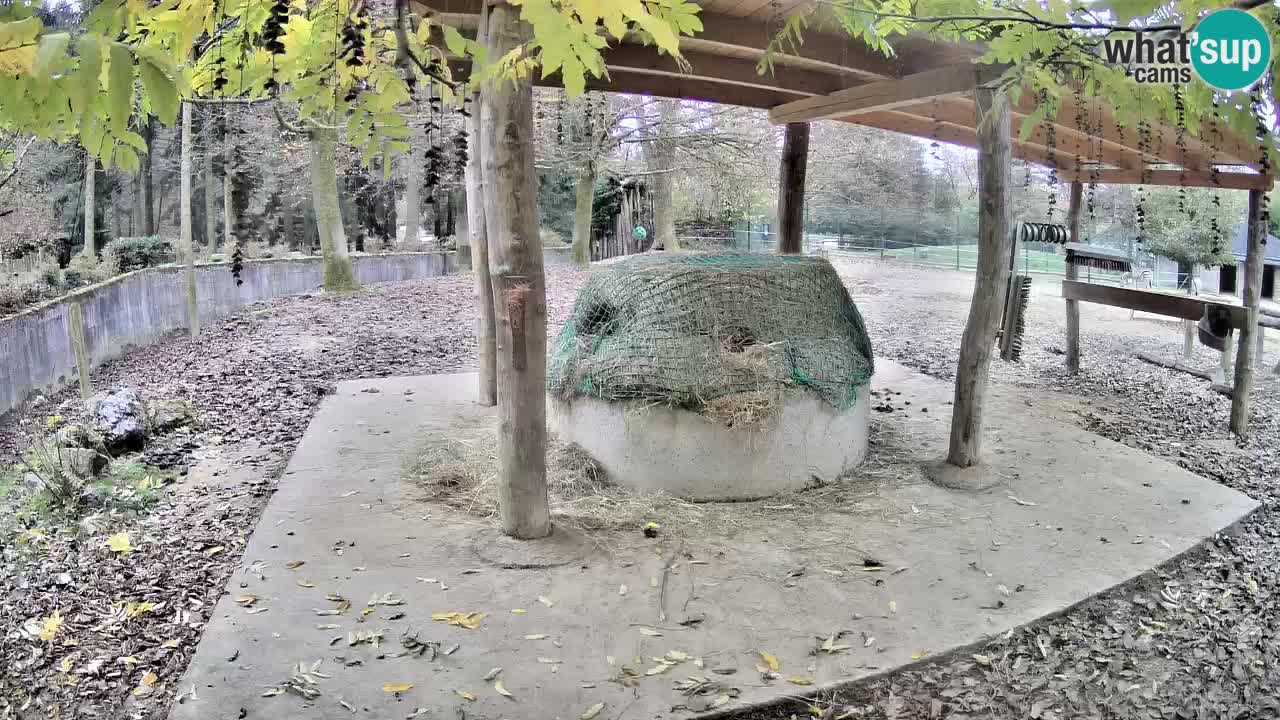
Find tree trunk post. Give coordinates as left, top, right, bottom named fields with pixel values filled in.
left=776, top=122, right=809, bottom=255
left=68, top=303, right=92, bottom=401
left=481, top=2, right=550, bottom=539
left=311, top=125, right=358, bottom=291
left=947, top=84, right=1012, bottom=468
left=82, top=152, right=96, bottom=259
left=141, top=117, right=155, bottom=236
left=571, top=168, right=594, bottom=266
left=1064, top=181, right=1082, bottom=372
left=467, top=2, right=497, bottom=406
left=180, top=102, right=199, bottom=338
left=1230, top=188, right=1266, bottom=435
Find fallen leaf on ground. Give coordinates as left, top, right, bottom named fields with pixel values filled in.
left=296, top=580, right=315, bottom=588
left=383, top=682, right=412, bottom=693
left=973, top=653, right=992, bottom=666
left=582, top=702, right=605, bottom=719
left=787, top=677, right=813, bottom=686
left=431, top=611, right=484, bottom=629
left=483, top=667, right=502, bottom=681
left=38, top=611, right=63, bottom=642
left=511, top=608, right=527, bottom=614
left=286, top=561, right=305, bottom=569
left=454, top=690, right=476, bottom=701
left=524, top=634, right=549, bottom=640
left=758, top=651, right=780, bottom=672
left=538, top=595, right=555, bottom=607
left=638, top=627, right=663, bottom=637
left=203, top=546, right=224, bottom=557
left=106, top=532, right=132, bottom=555
left=889, top=600, right=898, bottom=614
left=494, top=679, right=514, bottom=699
left=619, top=585, right=628, bottom=596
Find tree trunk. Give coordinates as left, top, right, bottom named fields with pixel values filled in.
left=646, top=100, right=678, bottom=251
left=223, top=115, right=234, bottom=255
left=82, top=152, right=96, bottom=258
left=776, top=122, right=809, bottom=254
left=403, top=146, right=420, bottom=246
left=1064, top=181, right=1082, bottom=372
left=204, top=111, right=217, bottom=256
left=311, top=125, right=358, bottom=290
left=571, top=170, right=594, bottom=265
left=1230, top=188, right=1265, bottom=435
left=481, top=2, right=550, bottom=539
left=947, top=85, right=1011, bottom=469
left=179, top=102, right=199, bottom=337
left=141, top=117, right=155, bottom=236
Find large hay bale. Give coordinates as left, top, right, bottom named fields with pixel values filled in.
left=547, top=254, right=874, bottom=413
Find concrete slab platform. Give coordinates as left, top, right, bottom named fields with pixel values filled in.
left=170, top=362, right=1257, bottom=720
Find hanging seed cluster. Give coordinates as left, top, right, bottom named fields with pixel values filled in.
left=1174, top=87, right=1189, bottom=215
left=1208, top=96, right=1224, bottom=254
left=929, top=100, right=942, bottom=162
left=1253, top=89, right=1272, bottom=234
left=1135, top=118, right=1155, bottom=245
left=1040, top=89, right=1058, bottom=220
left=261, top=0, right=289, bottom=93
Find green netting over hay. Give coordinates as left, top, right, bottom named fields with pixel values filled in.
left=548, top=254, right=874, bottom=411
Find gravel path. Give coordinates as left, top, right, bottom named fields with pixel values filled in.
left=2, top=259, right=1276, bottom=719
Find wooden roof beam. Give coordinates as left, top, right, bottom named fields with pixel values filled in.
left=1058, top=168, right=1273, bottom=191
left=769, top=64, right=1001, bottom=125
left=891, top=97, right=1145, bottom=171
left=845, top=112, right=1077, bottom=171
left=601, top=46, right=851, bottom=98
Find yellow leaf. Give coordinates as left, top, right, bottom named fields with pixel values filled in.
left=119, top=656, right=139, bottom=665
left=455, top=689, right=476, bottom=701
left=297, top=580, right=315, bottom=588
left=582, top=701, right=605, bottom=720
left=383, top=682, right=413, bottom=693
left=142, top=671, right=158, bottom=687
left=537, top=595, right=554, bottom=607
left=16, top=528, right=47, bottom=545
left=787, top=676, right=813, bottom=686
left=432, top=611, right=485, bottom=629
left=39, top=611, right=63, bottom=642
left=511, top=608, right=527, bottom=614
left=524, top=634, right=548, bottom=640
left=106, top=532, right=132, bottom=555
left=60, top=656, right=74, bottom=673
left=645, top=663, right=672, bottom=675
left=758, top=651, right=779, bottom=672
left=125, top=601, right=155, bottom=618
left=162, top=639, right=180, bottom=649
left=638, top=627, right=662, bottom=637
left=494, top=679, right=514, bottom=698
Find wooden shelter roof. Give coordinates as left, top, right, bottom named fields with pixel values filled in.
left=421, top=0, right=1272, bottom=190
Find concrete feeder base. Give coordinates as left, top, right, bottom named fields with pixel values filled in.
left=551, top=386, right=870, bottom=501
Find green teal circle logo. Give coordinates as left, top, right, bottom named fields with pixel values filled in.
left=1191, top=9, right=1272, bottom=91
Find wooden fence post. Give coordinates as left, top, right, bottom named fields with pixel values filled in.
left=68, top=303, right=92, bottom=401
left=1230, top=188, right=1266, bottom=435
left=1064, top=181, right=1082, bottom=373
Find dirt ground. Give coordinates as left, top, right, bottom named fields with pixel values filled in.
left=1, top=257, right=1278, bottom=719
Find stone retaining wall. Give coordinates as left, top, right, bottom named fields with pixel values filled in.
left=0, top=253, right=452, bottom=416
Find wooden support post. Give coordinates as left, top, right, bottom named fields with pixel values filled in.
left=776, top=122, right=809, bottom=254
left=947, top=87, right=1011, bottom=468
left=481, top=2, right=550, bottom=539
left=467, top=3, right=496, bottom=406
left=1064, top=181, right=1082, bottom=373
left=82, top=153, right=95, bottom=259
left=1230, top=188, right=1266, bottom=435
left=67, top=303, right=92, bottom=401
